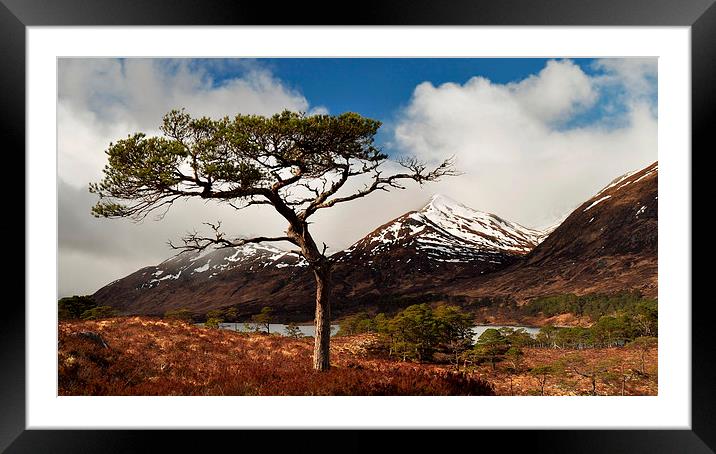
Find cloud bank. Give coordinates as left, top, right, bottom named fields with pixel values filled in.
left=392, top=58, right=657, bottom=228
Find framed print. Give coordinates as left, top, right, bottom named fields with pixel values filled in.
left=5, top=0, right=713, bottom=451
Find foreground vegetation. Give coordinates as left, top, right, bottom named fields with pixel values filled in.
left=476, top=345, right=657, bottom=396
left=57, top=292, right=657, bottom=396
left=59, top=316, right=657, bottom=396
left=59, top=317, right=494, bottom=396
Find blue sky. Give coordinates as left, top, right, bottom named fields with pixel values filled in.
left=186, top=58, right=650, bottom=150
left=208, top=58, right=561, bottom=119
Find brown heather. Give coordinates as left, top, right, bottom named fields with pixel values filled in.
left=58, top=317, right=495, bottom=396
left=479, top=346, right=658, bottom=396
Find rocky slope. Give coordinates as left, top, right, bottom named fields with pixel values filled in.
left=93, top=243, right=313, bottom=318
left=448, top=161, right=658, bottom=302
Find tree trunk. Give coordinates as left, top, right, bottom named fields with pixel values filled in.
left=312, top=267, right=332, bottom=371
left=287, top=222, right=333, bottom=371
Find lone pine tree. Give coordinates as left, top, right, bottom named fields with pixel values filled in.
left=90, top=109, right=457, bottom=371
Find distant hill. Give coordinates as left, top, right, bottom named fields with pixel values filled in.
left=448, top=161, right=658, bottom=301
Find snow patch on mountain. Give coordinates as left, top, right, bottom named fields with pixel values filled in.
left=597, top=163, right=657, bottom=197
left=420, top=194, right=544, bottom=253
left=139, top=242, right=306, bottom=289
left=342, top=194, right=547, bottom=265
left=584, top=195, right=612, bottom=212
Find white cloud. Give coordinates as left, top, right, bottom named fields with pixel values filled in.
left=58, top=59, right=318, bottom=187
left=392, top=58, right=657, bottom=229
left=509, top=59, right=597, bottom=124
left=592, top=58, right=657, bottom=101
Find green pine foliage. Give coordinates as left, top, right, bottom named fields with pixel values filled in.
left=471, top=328, right=510, bottom=369
left=80, top=305, right=116, bottom=320
left=251, top=307, right=273, bottom=334
left=164, top=308, right=195, bottom=322
left=89, top=109, right=387, bottom=220
left=58, top=295, right=97, bottom=320
left=533, top=299, right=657, bottom=349
left=337, top=304, right=475, bottom=364
left=204, top=318, right=222, bottom=329
left=284, top=322, right=303, bottom=338
left=336, top=312, right=377, bottom=336
left=523, top=291, right=656, bottom=322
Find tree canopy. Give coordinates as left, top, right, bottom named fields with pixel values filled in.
left=90, top=109, right=456, bottom=253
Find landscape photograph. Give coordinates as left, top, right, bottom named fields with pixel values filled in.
left=58, top=57, right=658, bottom=396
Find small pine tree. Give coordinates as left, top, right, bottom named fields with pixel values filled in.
left=251, top=307, right=273, bottom=334
left=529, top=364, right=559, bottom=396
left=284, top=322, right=303, bottom=338
left=58, top=295, right=98, bottom=320
left=204, top=317, right=222, bottom=329
left=473, top=328, right=509, bottom=370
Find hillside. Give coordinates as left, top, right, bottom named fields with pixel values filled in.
left=94, top=195, right=545, bottom=318
left=448, top=161, right=658, bottom=302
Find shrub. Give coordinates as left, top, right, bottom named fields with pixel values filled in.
left=284, top=323, right=303, bottom=338
left=164, top=308, right=194, bottom=322
left=58, top=295, right=97, bottom=320
left=204, top=317, right=222, bottom=329
left=80, top=305, right=116, bottom=320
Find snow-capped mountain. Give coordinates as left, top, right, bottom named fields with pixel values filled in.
left=94, top=194, right=549, bottom=317
left=93, top=242, right=312, bottom=317
left=339, top=194, right=544, bottom=266
left=136, top=243, right=306, bottom=290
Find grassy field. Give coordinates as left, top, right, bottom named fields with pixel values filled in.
left=58, top=317, right=656, bottom=396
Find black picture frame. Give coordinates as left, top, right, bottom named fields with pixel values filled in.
left=4, top=0, right=711, bottom=452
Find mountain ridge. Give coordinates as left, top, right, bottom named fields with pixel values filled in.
left=92, top=162, right=657, bottom=320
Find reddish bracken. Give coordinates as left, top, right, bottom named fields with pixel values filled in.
left=59, top=317, right=495, bottom=396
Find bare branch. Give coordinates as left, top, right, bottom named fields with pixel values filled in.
left=271, top=166, right=303, bottom=192
left=306, top=156, right=460, bottom=215
left=168, top=220, right=297, bottom=253
left=228, top=198, right=274, bottom=211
